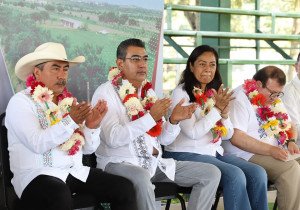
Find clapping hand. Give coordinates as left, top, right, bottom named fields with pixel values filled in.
left=85, top=100, right=108, bottom=129
left=150, top=98, right=172, bottom=121
left=213, top=84, right=235, bottom=111
left=169, top=99, right=197, bottom=124
left=69, top=99, right=92, bottom=124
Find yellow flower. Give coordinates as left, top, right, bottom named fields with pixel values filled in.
left=272, top=98, right=281, bottom=106
left=215, top=126, right=228, bottom=136
left=50, top=118, right=61, bottom=126
left=262, top=120, right=279, bottom=130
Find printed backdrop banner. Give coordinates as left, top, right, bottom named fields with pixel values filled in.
left=0, top=0, right=164, bottom=111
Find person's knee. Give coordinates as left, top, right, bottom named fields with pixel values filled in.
left=116, top=177, right=137, bottom=202
left=251, top=165, right=267, bottom=186
left=129, top=168, right=152, bottom=188
left=207, top=164, right=221, bottom=182
left=192, top=162, right=221, bottom=183
left=50, top=184, right=72, bottom=206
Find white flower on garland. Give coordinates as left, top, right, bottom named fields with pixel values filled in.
left=108, top=67, right=121, bottom=81
left=60, top=132, right=85, bottom=151
left=32, top=85, right=53, bottom=103
left=249, top=90, right=259, bottom=98
left=119, top=83, right=136, bottom=100
left=59, top=97, right=74, bottom=113
left=272, top=102, right=286, bottom=113
left=124, top=97, right=144, bottom=116
left=193, top=86, right=203, bottom=94
left=198, top=98, right=215, bottom=117
left=141, top=96, right=157, bottom=107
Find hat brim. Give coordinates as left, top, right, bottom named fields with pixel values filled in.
left=15, top=51, right=85, bottom=81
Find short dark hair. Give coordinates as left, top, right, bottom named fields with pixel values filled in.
left=297, top=52, right=300, bottom=63
left=253, top=65, right=286, bottom=87
left=179, top=45, right=222, bottom=102
left=116, top=38, right=145, bottom=60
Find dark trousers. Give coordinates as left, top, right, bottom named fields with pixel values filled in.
left=20, top=168, right=137, bottom=210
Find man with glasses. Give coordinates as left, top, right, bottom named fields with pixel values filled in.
left=222, top=66, right=300, bottom=210
left=91, top=38, right=221, bottom=210
left=282, top=53, right=300, bottom=145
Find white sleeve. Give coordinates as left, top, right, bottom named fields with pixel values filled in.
left=228, top=93, right=250, bottom=133
left=81, top=126, right=101, bottom=154
left=221, top=117, right=234, bottom=140
left=158, top=118, right=181, bottom=145
left=91, top=84, right=157, bottom=148
left=282, top=85, right=300, bottom=140
left=5, top=93, right=79, bottom=154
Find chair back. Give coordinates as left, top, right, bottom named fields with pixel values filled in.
left=0, top=112, right=20, bottom=210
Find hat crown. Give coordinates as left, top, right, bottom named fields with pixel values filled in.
left=35, top=42, right=68, bottom=60
left=15, top=42, right=85, bottom=81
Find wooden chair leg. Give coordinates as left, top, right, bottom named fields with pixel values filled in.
left=165, top=199, right=171, bottom=210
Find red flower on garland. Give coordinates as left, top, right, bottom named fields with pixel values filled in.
left=251, top=93, right=266, bottom=106
left=257, top=107, right=274, bottom=121
left=243, top=79, right=257, bottom=94
left=285, top=128, right=293, bottom=139
left=243, top=79, right=293, bottom=146
left=123, top=93, right=138, bottom=103
left=30, top=81, right=45, bottom=95
left=147, top=120, right=163, bottom=137
left=141, top=82, right=152, bottom=99
left=274, top=112, right=288, bottom=121
left=195, top=93, right=207, bottom=107
left=57, top=88, right=73, bottom=102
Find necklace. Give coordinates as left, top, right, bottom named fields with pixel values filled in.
left=193, top=87, right=227, bottom=143
left=26, top=74, right=85, bottom=155
left=243, top=79, right=292, bottom=145
left=108, top=67, right=162, bottom=137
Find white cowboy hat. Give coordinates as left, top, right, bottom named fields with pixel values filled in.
left=15, top=42, right=85, bottom=81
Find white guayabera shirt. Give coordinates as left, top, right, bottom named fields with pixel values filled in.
left=92, top=80, right=180, bottom=181
left=5, top=88, right=101, bottom=198
left=282, top=76, right=300, bottom=145
left=165, top=84, right=234, bottom=156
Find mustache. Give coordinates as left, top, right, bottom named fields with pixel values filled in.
left=56, top=80, right=67, bottom=86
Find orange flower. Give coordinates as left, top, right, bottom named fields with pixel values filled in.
left=147, top=120, right=163, bottom=137
left=251, top=93, right=266, bottom=106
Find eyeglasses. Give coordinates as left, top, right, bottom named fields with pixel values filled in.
left=125, top=55, right=149, bottom=63
left=265, top=86, right=284, bottom=99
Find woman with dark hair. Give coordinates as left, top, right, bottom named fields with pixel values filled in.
left=163, top=45, right=268, bottom=210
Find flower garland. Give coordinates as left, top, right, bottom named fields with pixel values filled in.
left=243, top=79, right=292, bottom=145
left=193, top=87, right=227, bottom=143
left=26, top=74, right=85, bottom=155
left=108, top=67, right=162, bottom=137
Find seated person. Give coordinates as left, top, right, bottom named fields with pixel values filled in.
left=223, top=65, right=300, bottom=210
left=163, top=45, right=268, bottom=210
left=5, top=42, right=138, bottom=210
left=92, top=38, right=221, bottom=210
left=282, top=52, right=300, bottom=145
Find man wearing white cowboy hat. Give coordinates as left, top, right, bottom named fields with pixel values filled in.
left=5, top=42, right=137, bottom=210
